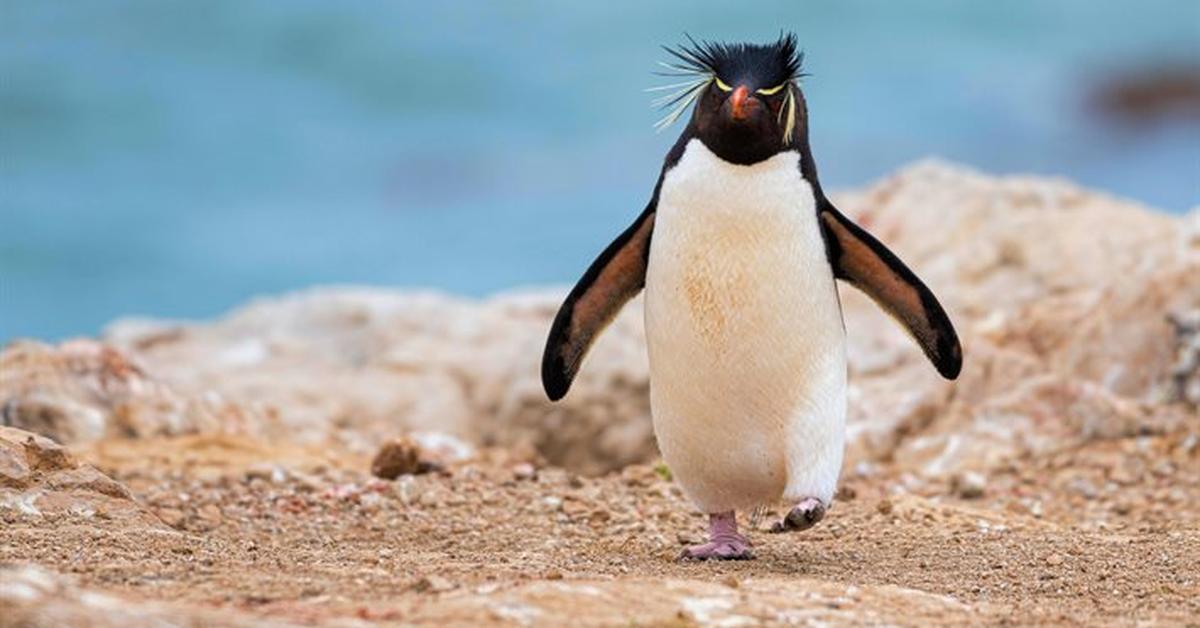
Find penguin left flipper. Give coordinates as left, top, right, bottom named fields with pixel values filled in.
left=542, top=206, right=656, bottom=400
left=819, top=203, right=963, bottom=379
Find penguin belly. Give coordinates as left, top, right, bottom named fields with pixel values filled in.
left=644, top=139, right=847, bottom=513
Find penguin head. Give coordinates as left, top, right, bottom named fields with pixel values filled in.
left=654, top=34, right=808, bottom=165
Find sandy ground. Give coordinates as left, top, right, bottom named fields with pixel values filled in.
left=3, top=426, right=1198, bottom=627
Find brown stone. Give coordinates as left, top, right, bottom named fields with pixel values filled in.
left=370, top=437, right=423, bottom=480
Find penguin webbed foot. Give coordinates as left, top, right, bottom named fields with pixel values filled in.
left=678, top=511, right=754, bottom=561
left=769, top=497, right=826, bottom=533
left=679, top=538, right=754, bottom=561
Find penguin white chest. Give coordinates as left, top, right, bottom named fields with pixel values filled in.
left=644, top=139, right=847, bottom=513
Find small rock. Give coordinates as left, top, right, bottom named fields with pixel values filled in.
left=1046, top=554, right=1064, bottom=567
left=370, top=437, right=424, bottom=480
left=876, top=499, right=894, bottom=516
left=721, top=575, right=740, bottom=589
left=512, top=463, right=537, bottom=481
left=156, top=508, right=185, bottom=529
left=951, top=471, right=987, bottom=499
left=1005, top=501, right=1030, bottom=516
left=197, top=504, right=222, bottom=524
left=1068, top=478, right=1099, bottom=499
left=1108, top=465, right=1139, bottom=486
left=544, top=569, right=563, bottom=580
left=561, top=497, right=589, bottom=517
left=412, top=575, right=454, bottom=593
left=408, top=431, right=474, bottom=463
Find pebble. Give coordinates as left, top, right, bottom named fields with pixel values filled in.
left=197, top=504, right=222, bottom=524
left=561, top=498, right=589, bottom=517
left=156, top=508, right=185, bottom=529
left=1068, top=478, right=1099, bottom=499
left=1005, top=501, right=1029, bottom=516
left=371, top=438, right=424, bottom=480
left=951, top=471, right=987, bottom=499
left=512, top=463, right=537, bottom=481
left=412, top=575, right=454, bottom=593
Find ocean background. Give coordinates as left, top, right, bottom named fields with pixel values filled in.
left=2, top=1, right=1198, bottom=341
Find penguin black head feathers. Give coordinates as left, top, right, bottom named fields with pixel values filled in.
left=652, top=33, right=810, bottom=165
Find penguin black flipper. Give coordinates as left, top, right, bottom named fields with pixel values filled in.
left=818, top=202, right=963, bottom=379
left=542, top=204, right=656, bottom=400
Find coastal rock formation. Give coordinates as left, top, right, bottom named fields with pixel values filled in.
left=833, top=163, right=1199, bottom=474
left=97, top=290, right=654, bottom=474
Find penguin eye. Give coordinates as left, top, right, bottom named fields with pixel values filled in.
left=714, top=78, right=733, bottom=92
left=756, top=83, right=787, bottom=96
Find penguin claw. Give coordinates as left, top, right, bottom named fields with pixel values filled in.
left=770, top=497, right=826, bottom=533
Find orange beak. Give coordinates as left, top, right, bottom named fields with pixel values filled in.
left=730, top=85, right=752, bottom=121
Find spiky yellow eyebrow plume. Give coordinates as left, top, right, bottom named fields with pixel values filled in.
left=646, top=37, right=722, bottom=133
left=780, top=83, right=797, bottom=145
left=646, top=72, right=712, bottom=132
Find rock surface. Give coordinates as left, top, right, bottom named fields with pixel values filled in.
left=0, top=426, right=160, bottom=526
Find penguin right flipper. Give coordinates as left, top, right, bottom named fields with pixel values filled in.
left=818, top=203, right=962, bottom=380
left=542, top=206, right=656, bottom=401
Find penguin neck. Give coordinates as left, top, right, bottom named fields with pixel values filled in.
left=672, top=122, right=827, bottom=203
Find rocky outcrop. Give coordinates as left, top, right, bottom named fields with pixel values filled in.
left=2, top=162, right=1195, bottom=479
left=0, top=426, right=160, bottom=526
left=95, top=290, right=655, bottom=474
left=0, top=339, right=241, bottom=443
left=833, top=163, right=1199, bottom=474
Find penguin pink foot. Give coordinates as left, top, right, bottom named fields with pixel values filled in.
left=679, top=511, right=754, bottom=561
left=770, top=497, right=826, bottom=533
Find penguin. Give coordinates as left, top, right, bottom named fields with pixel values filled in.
left=542, top=34, right=961, bottom=560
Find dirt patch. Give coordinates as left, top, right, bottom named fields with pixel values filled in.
left=3, top=427, right=1197, bottom=626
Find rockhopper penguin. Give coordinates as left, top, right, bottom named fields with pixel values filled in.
left=542, top=34, right=962, bottom=560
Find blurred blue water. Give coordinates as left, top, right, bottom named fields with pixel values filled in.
left=2, top=1, right=1198, bottom=341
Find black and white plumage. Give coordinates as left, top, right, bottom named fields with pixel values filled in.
left=542, top=35, right=961, bottom=560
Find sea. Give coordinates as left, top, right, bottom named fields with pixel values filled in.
left=2, top=1, right=1198, bottom=340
